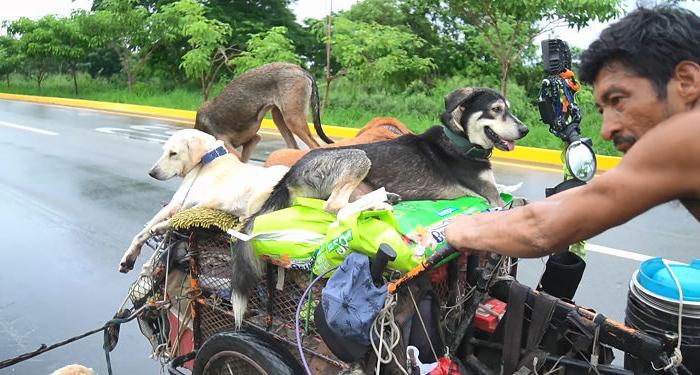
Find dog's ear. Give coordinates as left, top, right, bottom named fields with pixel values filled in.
left=187, top=136, right=207, bottom=165
left=444, top=88, right=479, bottom=113
left=441, top=88, right=478, bottom=132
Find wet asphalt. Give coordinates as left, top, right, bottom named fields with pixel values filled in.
left=0, top=99, right=698, bottom=374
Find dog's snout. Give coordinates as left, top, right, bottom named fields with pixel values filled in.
left=519, top=124, right=529, bottom=137
left=149, top=167, right=161, bottom=179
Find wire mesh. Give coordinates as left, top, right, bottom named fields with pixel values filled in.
left=187, top=228, right=343, bottom=368
left=178, top=227, right=472, bottom=372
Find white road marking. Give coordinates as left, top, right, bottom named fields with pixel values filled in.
left=585, top=243, right=653, bottom=262
left=0, top=120, right=58, bottom=136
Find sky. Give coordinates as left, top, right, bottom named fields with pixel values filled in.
left=1, top=0, right=699, bottom=50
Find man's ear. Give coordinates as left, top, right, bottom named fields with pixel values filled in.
left=673, top=60, right=700, bottom=107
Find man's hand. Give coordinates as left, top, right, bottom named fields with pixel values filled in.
left=445, top=214, right=479, bottom=254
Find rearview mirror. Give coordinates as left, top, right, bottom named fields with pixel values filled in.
left=565, top=140, right=596, bottom=182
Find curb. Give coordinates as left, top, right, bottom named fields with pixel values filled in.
left=0, top=92, right=620, bottom=170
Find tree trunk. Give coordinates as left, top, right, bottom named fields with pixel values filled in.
left=71, top=66, right=79, bottom=96
left=322, top=78, right=332, bottom=114
left=127, top=72, right=135, bottom=93
left=201, top=76, right=209, bottom=101
left=36, top=71, right=43, bottom=90
left=322, top=12, right=333, bottom=112
left=499, top=59, right=510, bottom=97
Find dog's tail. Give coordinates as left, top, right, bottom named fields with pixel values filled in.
left=229, top=175, right=293, bottom=328
left=304, top=69, right=334, bottom=144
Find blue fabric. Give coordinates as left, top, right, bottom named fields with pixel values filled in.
left=200, top=146, right=227, bottom=165
left=321, top=252, right=387, bottom=345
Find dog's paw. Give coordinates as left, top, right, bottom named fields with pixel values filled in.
left=496, top=182, right=523, bottom=194
left=119, top=254, right=136, bottom=273
left=509, top=197, right=529, bottom=208
left=367, top=202, right=393, bottom=212
left=386, top=192, right=402, bottom=204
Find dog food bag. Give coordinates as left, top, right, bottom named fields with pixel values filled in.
left=313, top=209, right=409, bottom=276
left=250, top=197, right=336, bottom=270
left=314, top=194, right=512, bottom=276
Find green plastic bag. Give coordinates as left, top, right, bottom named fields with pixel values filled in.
left=313, top=194, right=512, bottom=276
left=250, top=197, right=336, bottom=270
left=312, top=209, right=411, bottom=276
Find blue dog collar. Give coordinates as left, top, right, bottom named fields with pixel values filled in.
left=201, top=146, right=228, bottom=165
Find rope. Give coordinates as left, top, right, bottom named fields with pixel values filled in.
left=370, top=293, right=408, bottom=375
left=407, top=287, right=439, bottom=363
left=0, top=304, right=147, bottom=370
left=652, top=260, right=684, bottom=372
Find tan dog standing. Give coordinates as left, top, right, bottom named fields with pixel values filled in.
left=264, top=117, right=411, bottom=167
left=195, top=62, right=334, bottom=162
left=119, top=129, right=289, bottom=273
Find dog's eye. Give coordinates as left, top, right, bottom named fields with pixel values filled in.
left=169, top=151, right=177, bottom=157
left=492, top=106, right=503, bottom=113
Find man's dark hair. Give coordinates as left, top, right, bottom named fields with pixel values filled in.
left=579, top=7, right=700, bottom=97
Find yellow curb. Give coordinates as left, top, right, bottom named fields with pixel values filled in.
left=493, top=146, right=620, bottom=172
left=0, top=92, right=621, bottom=170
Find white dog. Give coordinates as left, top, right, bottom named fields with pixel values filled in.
left=119, top=128, right=289, bottom=273
left=51, top=364, right=95, bottom=375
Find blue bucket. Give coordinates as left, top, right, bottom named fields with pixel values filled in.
left=624, top=258, right=700, bottom=374
left=638, top=258, right=700, bottom=302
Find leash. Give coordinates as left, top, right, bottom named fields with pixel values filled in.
left=0, top=304, right=148, bottom=372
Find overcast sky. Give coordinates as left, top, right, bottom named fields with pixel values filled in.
left=1, top=0, right=699, bottom=50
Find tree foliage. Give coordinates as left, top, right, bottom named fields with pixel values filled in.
left=7, top=16, right=60, bottom=90
left=321, top=16, right=435, bottom=89
left=160, top=0, right=232, bottom=100
left=0, top=36, right=20, bottom=87
left=88, top=0, right=178, bottom=91
left=231, top=26, right=300, bottom=75
left=442, top=0, right=620, bottom=95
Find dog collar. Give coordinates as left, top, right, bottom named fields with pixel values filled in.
left=442, top=126, right=492, bottom=160
left=201, top=146, right=228, bottom=165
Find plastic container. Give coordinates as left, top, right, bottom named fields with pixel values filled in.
left=624, top=258, right=700, bottom=374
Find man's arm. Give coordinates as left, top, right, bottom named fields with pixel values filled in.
left=445, top=111, right=700, bottom=258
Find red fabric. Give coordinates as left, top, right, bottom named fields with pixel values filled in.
left=429, top=357, right=461, bottom=375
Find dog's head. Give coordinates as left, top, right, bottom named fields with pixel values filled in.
left=148, top=129, right=220, bottom=180
left=440, top=87, right=528, bottom=152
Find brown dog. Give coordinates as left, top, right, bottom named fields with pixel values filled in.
left=263, top=117, right=412, bottom=167
left=195, top=62, right=334, bottom=162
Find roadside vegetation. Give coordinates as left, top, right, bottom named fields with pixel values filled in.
left=0, top=0, right=621, bottom=156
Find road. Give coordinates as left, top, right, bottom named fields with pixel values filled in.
left=0, top=99, right=698, bottom=374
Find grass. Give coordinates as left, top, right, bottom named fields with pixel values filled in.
left=1, top=73, right=621, bottom=156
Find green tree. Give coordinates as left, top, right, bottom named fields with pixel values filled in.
left=88, top=0, right=177, bottom=91
left=442, top=0, right=620, bottom=95
left=53, top=12, right=93, bottom=95
left=0, top=36, right=20, bottom=87
left=7, top=17, right=59, bottom=90
left=231, top=26, right=300, bottom=75
left=343, top=0, right=469, bottom=79
left=203, top=0, right=307, bottom=53
left=160, top=0, right=233, bottom=100
left=324, top=17, right=435, bottom=88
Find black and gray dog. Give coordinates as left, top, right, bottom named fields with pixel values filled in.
left=228, top=87, right=529, bottom=327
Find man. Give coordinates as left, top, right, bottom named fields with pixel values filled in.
left=445, top=6, right=700, bottom=258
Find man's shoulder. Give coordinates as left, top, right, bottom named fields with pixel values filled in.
left=660, top=109, right=700, bottom=132
left=637, top=109, right=700, bottom=152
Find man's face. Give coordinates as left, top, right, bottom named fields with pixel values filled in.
left=593, top=63, right=674, bottom=153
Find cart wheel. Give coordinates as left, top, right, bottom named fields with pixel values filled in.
left=192, top=330, right=302, bottom=375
